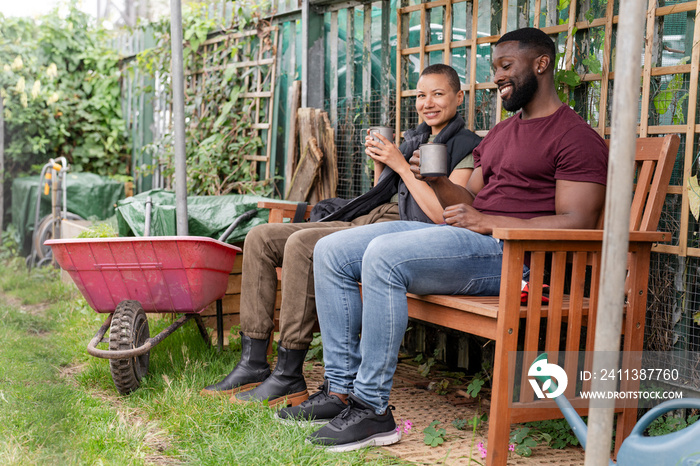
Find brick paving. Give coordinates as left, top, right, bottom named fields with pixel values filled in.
left=302, top=359, right=585, bottom=465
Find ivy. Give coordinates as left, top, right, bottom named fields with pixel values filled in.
left=132, top=1, right=275, bottom=196
left=0, top=4, right=128, bottom=178
left=653, top=57, right=690, bottom=125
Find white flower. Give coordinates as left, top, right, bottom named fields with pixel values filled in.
left=15, top=76, right=25, bottom=93
left=31, top=80, right=41, bottom=99
left=20, top=92, right=28, bottom=108
left=0, top=88, right=7, bottom=98
left=46, top=63, right=58, bottom=78
left=11, top=56, right=23, bottom=71
left=3, top=64, right=10, bottom=72
left=47, top=92, right=59, bottom=105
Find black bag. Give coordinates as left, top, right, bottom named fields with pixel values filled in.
left=309, top=198, right=352, bottom=222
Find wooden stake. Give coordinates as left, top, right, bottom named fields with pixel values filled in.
left=286, top=137, right=324, bottom=202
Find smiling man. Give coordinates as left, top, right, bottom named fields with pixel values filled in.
left=278, top=28, right=608, bottom=453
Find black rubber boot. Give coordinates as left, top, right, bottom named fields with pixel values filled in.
left=234, top=345, right=309, bottom=407
left=200, top=332, right=271, bottom=397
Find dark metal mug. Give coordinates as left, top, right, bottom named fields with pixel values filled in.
left=369, top=126, right=393, bottom=145
left=419, top=143, right=449, bottom=176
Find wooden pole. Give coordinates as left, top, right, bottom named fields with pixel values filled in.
left=584, top=1, right=646, bottom=464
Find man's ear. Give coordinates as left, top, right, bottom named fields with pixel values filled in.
left=535, top=54, right=552, bottom=74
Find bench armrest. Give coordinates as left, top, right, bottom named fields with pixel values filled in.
left=492, top=228, right=670, bottom=243
left=257, top=201, right=314, bottom=223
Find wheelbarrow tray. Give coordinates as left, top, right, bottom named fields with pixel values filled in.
left=45, top=236, right=241, bottom=313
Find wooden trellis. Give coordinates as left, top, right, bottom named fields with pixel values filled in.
left=396, top=0, right=700, bottom=258
left=186, top=25, right=278, bottom=181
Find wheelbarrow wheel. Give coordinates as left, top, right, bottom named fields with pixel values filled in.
left=109, top=300, right=150, bottom=395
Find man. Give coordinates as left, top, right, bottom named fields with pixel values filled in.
left=201, top=64, right=481, bottom=407
left=277, top=28, right=608, bottom=451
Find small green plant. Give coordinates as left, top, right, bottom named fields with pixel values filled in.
left=0, top=225, right=21, bottom=260
left=524, top=418, right=579, bottom=449
left=510, top=426, right=552, bottom=457
left=453, top=412, right=487, bottom=431
left=414, top=350, right=438, bottom=377
left=466, top=373, right=486, bottom=398
left=76, top=223, right=118, bottom=239
left=646, top=411, right=699, bottom=437
left=305, top=332, right=323, bottom=363
left=423, top=420, right=446, bottom=447
left=452, top=418, right=468, bottom=430
left=434, top=378, right=450, bottom=395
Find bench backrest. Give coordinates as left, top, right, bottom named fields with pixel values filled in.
left=597, top=135, right=679, bottom=232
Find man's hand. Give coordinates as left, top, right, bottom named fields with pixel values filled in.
left=441, top=180, right=606, bottom=235
left=409, top=149, right=446, bottom=183
left=443, top=203, right=489, bottom=233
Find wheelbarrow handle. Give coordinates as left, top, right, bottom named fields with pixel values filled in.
left=86, top=313, right=195, bottom=359
left=218, top=208, right=258, bottom=243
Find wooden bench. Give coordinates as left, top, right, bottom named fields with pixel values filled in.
left=259, top=134, right=679, bottom=465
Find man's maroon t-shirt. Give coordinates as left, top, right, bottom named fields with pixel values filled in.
left=472, top=104, right=608, bottom=220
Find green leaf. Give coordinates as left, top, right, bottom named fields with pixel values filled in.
left=557, top=70, right=581, bottom=87
left=516, top=445, right=532, bottom=457
left=583, top=54, right=602, bottom=74
left=467, top=377, right=485, bottom=397
left=511, top=427, right=531, bottom=444
left=224, top=65, right=237, bottom=81
left=522, top=438, right=538, bottom=448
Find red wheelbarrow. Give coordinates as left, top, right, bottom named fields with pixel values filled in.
left=45, top=210, right=255, bottom=394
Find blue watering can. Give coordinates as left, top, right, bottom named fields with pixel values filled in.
left=529, top=353, right=700, bottom=465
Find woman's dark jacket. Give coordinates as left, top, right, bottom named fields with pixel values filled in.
left=310, top=113, right=482, bottom=223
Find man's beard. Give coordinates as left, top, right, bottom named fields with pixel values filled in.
left=502, top=70, right=539, bottom=112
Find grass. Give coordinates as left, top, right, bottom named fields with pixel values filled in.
left=0, top=258, right=403, bottom=465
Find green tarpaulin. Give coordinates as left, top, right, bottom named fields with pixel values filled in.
left=11, top=172, right=125, bottom=255
left=116, top=190, right=297, bottom=244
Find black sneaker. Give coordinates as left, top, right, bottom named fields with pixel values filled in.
left=306, top=393, right=401, bottom=452
left=274, top=380, right=348, bottom=425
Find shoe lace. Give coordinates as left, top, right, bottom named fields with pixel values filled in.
left=298, top=382, right=329, bottom=407
left=331, top=397, right=373, bottom=428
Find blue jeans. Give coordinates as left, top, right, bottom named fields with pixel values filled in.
left=313, top=221, right=504, bottom=413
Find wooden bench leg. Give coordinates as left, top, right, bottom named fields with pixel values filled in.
left=486, top=340, right=516, bottom=466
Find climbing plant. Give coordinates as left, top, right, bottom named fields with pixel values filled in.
left=133, top=1, right=276, bottom=196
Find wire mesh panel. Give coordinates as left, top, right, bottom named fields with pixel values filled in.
left=647, top=252, right=700, bottom=392
left=332, top=92, right=397, bottom=199
left=390, top=0, right=700, bottom=385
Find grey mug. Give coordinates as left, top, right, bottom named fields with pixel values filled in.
left=369, top=126, right=393, bottom=145
left=419, top=143, right=449, bottom=176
